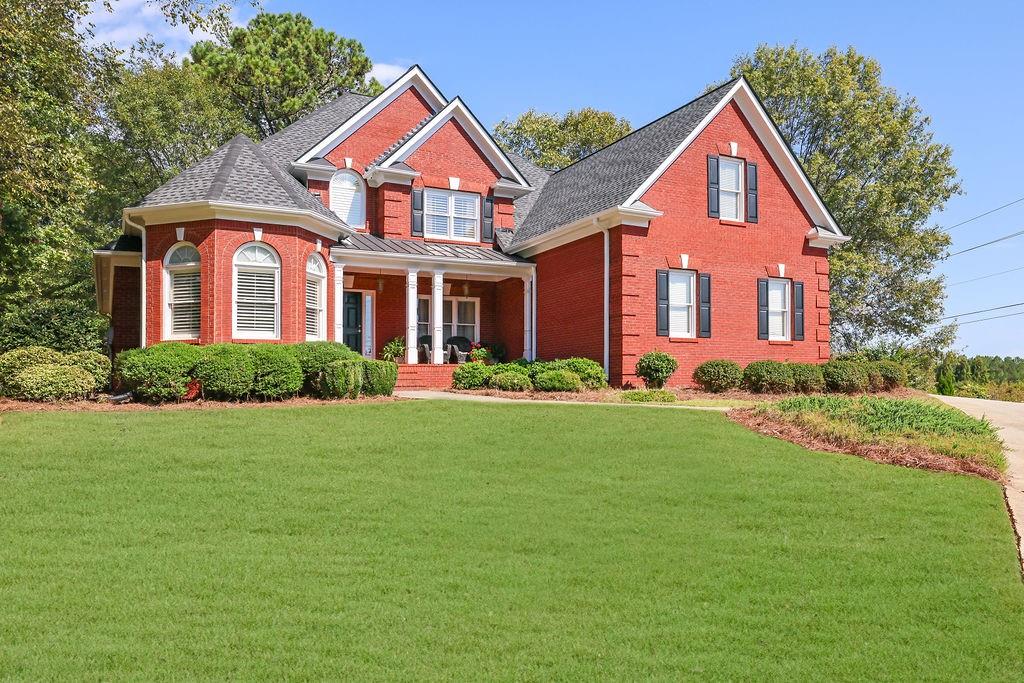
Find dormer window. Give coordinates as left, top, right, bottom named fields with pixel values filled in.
left=329, top=170, right=365, bottom=229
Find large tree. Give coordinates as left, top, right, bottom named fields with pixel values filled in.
left=494, top=108, right=632, bottom=169
left=724, top=45, right=959, bottom=351
left=189, top=13, right=383, bottom=138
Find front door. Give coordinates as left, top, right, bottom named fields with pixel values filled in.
left=343, top=292, right=362, bottom=352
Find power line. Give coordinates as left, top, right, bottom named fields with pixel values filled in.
left=948, top=264, right=1024, bottom=286
left=940, top=195, right=1024, bottom=232
left=941, top=301, right=1024, bottom=320
left=946, top=228, right=1024, bottom=257
left=954, top=310, right=1024, bottom=327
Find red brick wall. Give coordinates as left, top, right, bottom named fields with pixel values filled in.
left=534, top=232, right=605, bottom=363
left=324, top=88, right=433, bottom=174
left=495, top=277, right=525, bottom=360
left=111, top=266, right=141, bottom=354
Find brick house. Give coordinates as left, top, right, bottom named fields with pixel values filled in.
left=93, top=66, right=848, bottom=388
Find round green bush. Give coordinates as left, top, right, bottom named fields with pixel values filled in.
left=821, top=360, right=869, bottom=394
left=743, top=360, right=795, bottom=393
left=362, top=359, right=398, bottom=396
left=452, top=362, right=493, bottom=389
left=489, top=371, right=533, bottom=392
left=194, top=344, right=255, bottom=400
left=865, top=363, right=885, bottom=393
left=322, top=359, right=364, bottom=399
left=62, top=351, right=111, bottom=392
left=551, top=357, right=607, bottom=389
left=114, top=342, right=202, bottom=402
left=789, top=363, right=825, bottom=393
left=288, top=342, right=358, bottom=393
left=0, top=346, right=65, bottom=396
left=621, top=389, right=676, bottom=403
left=489, top=362, right=531, bottom=378
left=525, top=360, right=555, bottom=382
left=875, top=360, right=907, bottom=391
left=692, top=359, right=743, bottom=393
left=635, top=351, right=678, bottom=389
left=11, top=364, right=94, bottom=402
left=534, top=369, right=584, bottom=392
left=247, top=344, right=302, bottom=399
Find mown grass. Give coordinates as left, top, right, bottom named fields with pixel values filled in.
left=1, top=401, right=1023, bottom=679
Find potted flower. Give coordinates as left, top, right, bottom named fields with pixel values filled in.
left=469, top=342, right=492, bottom=364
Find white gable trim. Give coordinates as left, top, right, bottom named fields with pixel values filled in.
left=296, top=66, right=448, bottom=164
left=377, top=97, right=532, bottom=189
left=623, top=77, right=843, bottom=237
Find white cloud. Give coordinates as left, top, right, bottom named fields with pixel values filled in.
left=369, top=62, right=409, bottom=86
left=85, top=0, right=247, bottom=57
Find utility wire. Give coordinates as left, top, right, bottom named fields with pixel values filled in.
left=939, top=195, right=1024, bottom=232
left=940, top=301, right=1024, bottom=320
left=946, top=228, right=1024, bottom=257
left=953, top=310, right=1024, bottom=327
left=948, top=264, right=1024, bottom=286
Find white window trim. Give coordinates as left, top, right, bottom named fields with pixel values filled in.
left=718, top=156, right=744, bottom=222
left=668, top=269, right=696, bottom=339
left=423, top=188, right=480, bottom=242
left=767, top=277, right=791, bottom=341
left=305, top=254, right=327, bottom=341
left=162, top=242, right=200, bottom=341
left=417, top=295, right=480, bottom=342
left=329, top=170, right=366, bottom=228
left=232, top=242, right=281, bottom=340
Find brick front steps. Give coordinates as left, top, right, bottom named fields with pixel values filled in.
left=395, top=363, right=457, bottom=390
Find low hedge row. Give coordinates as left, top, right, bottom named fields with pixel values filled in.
left=453, top=356, right=606, bottom=393
left=0, top=346, right=111, bottom=402
left=114, top=341, right=397, bottom=403
left=691, top=358, right=909, bottom=394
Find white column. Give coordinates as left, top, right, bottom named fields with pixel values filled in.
left=333, top=263, right=344, bottom=343
left=405, top=269, right=419, bottom=364
left=431, top=271, right=445, bottom=364
left=531, top=273, right=537, bottom=361
left=522, top=275, right=534, bottom=361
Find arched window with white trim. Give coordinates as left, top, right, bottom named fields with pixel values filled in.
left=233, top=242, right=280, bottom=339
left=305, top=253, right=327, bottom=341
left=329, top=170, right=365, bottom=228
left=163, top=243, right=200, bottom=339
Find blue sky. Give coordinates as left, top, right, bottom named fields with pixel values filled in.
left=94, top=0, right=1024, bottom=356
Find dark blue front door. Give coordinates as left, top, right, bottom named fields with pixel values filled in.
left=343, top=292, right=362, bottom=352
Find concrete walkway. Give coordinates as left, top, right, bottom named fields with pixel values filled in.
left=395, top=390, right=732, bottom=411
left=936, top=395, right=1024, bottom=567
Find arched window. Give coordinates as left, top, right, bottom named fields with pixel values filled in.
left=233, top=242, right=280, bottom=339
left=164, top=243, right=200, bottom=339
left=329, top=170, right=365, bottom=228
left=305, top=253, right=327, bottom=341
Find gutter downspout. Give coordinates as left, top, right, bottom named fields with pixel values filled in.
left=123, top=214, right=147, bottom=349
left=603, top=229, right=610, bottom=377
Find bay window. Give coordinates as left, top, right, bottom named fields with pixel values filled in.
left=164, top=243, right=201, bottom=340
left=424, top=188, right=479, bottom=241
left=305, top=254, right=326, bottom=341
left=233, top=242, right=280, bottom=339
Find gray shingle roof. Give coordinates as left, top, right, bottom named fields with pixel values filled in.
left=510, top=79, right=738, bottom=247
left=139, top=134, right=342, bottom=226
left=504, top=151, right=552, bottom=230
left=258, top=92, right=373, bottom=167
left=335, top=232, right=528, bottom=263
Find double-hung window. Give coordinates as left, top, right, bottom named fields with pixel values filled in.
left=233, top=243, right=280, bottom=339
left=718, top=157, right=744, bottom=221
left=417, top=296, right=479, bottom=342
left=668, top=270, right=696, bottom=338
left=424, top=188, right=479, bottom=241
left=767, top=278, right=791, bottom=341
left=164, top=244, right=201, bottom=339
left=305, top=254, right=327, bottom=341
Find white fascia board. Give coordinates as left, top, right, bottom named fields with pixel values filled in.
left=124, top=201, right=353, bottom=240
left=364, top=166, right=420, bottom=188
left=329, top=248, right=536, bottom=277
left=296, top=66, right=448, bottom=164
left=492, top=178, right=532, bottom=199
left=510, top=204, right=663, bottom=257
left=291, top=161, right=337, bottom=182
left=623, top=78, right=843, bottom=237
left=806, top=227, right=851, bottom=249
left=379, top=97, right=532, bottom=189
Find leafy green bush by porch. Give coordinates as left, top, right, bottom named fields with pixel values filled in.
left=288, top=342, right=358, bottom=394
left=361, top=360, right=398, bottom=396
left=551, top=357, right=607, bottom=389
left=194, top=344, right=255, bottom=400
left=10, top=364, right=95, bottom=402
left=452, top=362, right=493, bottom=389
left=115, top=342, right=202, bottom=402
left=0, top=346, right=65, bottom=396
left=489, top=362, right=530, bottom=378
left=62, top=351, right=112, bottom=392
left=635, top=351, right=677, bottom=389
left=743, top=360, right=795, bottom=393
left=247, top=344, right=303, bottom=399
left=822, top=360, right=869, bottom=393
left=692, top=359, right=743, bottom=392
left=489, top=371, right=533, bottom=392
left=322, top=359, right=363, bottom=399
left=534, top=369, right=583, bottom=392
left=621, top=389, right=677, bottom=403
left=789, top=363, right=825, bottom=393
left=0, top=299, right=107, bottom=353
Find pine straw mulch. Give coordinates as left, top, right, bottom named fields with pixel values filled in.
left=0, top=395, right=404, bottom=414
left=729, top=407, right=1004, bottom=482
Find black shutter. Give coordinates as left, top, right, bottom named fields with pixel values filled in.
left=746, top=162, right=758, bottom=223
left=481, top=196, right=494, bottom=243
left=707, top=155, right=720, bottom=218
left=656, top=270, right=669, bottom=336
left=793, top=281, right=805, bottom=341
left=757, top=278, right=769, bottom=340
left=698, top=273, right=711, bottom=338
left=411, top=188, right=424, bottom=237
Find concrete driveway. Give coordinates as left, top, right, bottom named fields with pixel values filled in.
left=936, top=395, right=1024, bottom=565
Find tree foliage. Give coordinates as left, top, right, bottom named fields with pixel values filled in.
left=494, top=108, right=632, bottom=169
left=189, top=12, right=382, bottom=138
left=724, top=45, right=960, bottom=351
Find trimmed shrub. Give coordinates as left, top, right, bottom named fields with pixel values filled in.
left=0, top=346, right=65, bottom=396
left=743, top=360, right=795, bottom=394
left=114, top=342, right=201, bottom=402
left=635, top=351, right=678, bottom=389
left=551, top=357, right=607, bottom=389
left=452, top=362, right=493, bottom=389
left=289, top=342, right=358, bottom=393
left=692, top=359, right=743, bottom=393
left=489, top=371, right=533, bottom=392
left=525, top=360, right=555, bottom=382
left=248, top=344, right=303, bottom=399
left=789, top=363, right=825, bottom=393
left=0, top=299, right=106, bottom=353
left=62, top=351, right=111, bottom=392
left=361, top=360, right=398, bottom=396
left=489, top=362, right=531, bottom=378
left=194, top=344, right=255, bottom=400
left=322, top=359, right=364, bottom=399
left=534, top=369, right=584, bottom=392
left=875, top=360, right=907, bottom=391
left=821, top=360, right=869, bottom=394
left=10, top=364, right=94, bottom=402
left=621, top=389, right=676, bottom=403
left=865, top=363, right=885, bottom=393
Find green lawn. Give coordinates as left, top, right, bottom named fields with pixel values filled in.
left=1, top=401, right=1023, bottom=679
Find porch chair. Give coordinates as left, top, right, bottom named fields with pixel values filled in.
left=417, top=334, right=432, bottom=364
left=446, top=336, right=472, bottom=364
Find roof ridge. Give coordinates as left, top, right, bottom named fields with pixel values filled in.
left=367, top=113, right=436, bottom=169
left=259, top=92, right=373, bottom=147
left=207, top=134, right=251, bottom=201
left=247, top=139, right=330, bottom=214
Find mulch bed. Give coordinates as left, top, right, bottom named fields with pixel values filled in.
left=729, top=408, right=1004, bottom=482
left=0, top=395, right=404, bottom=414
